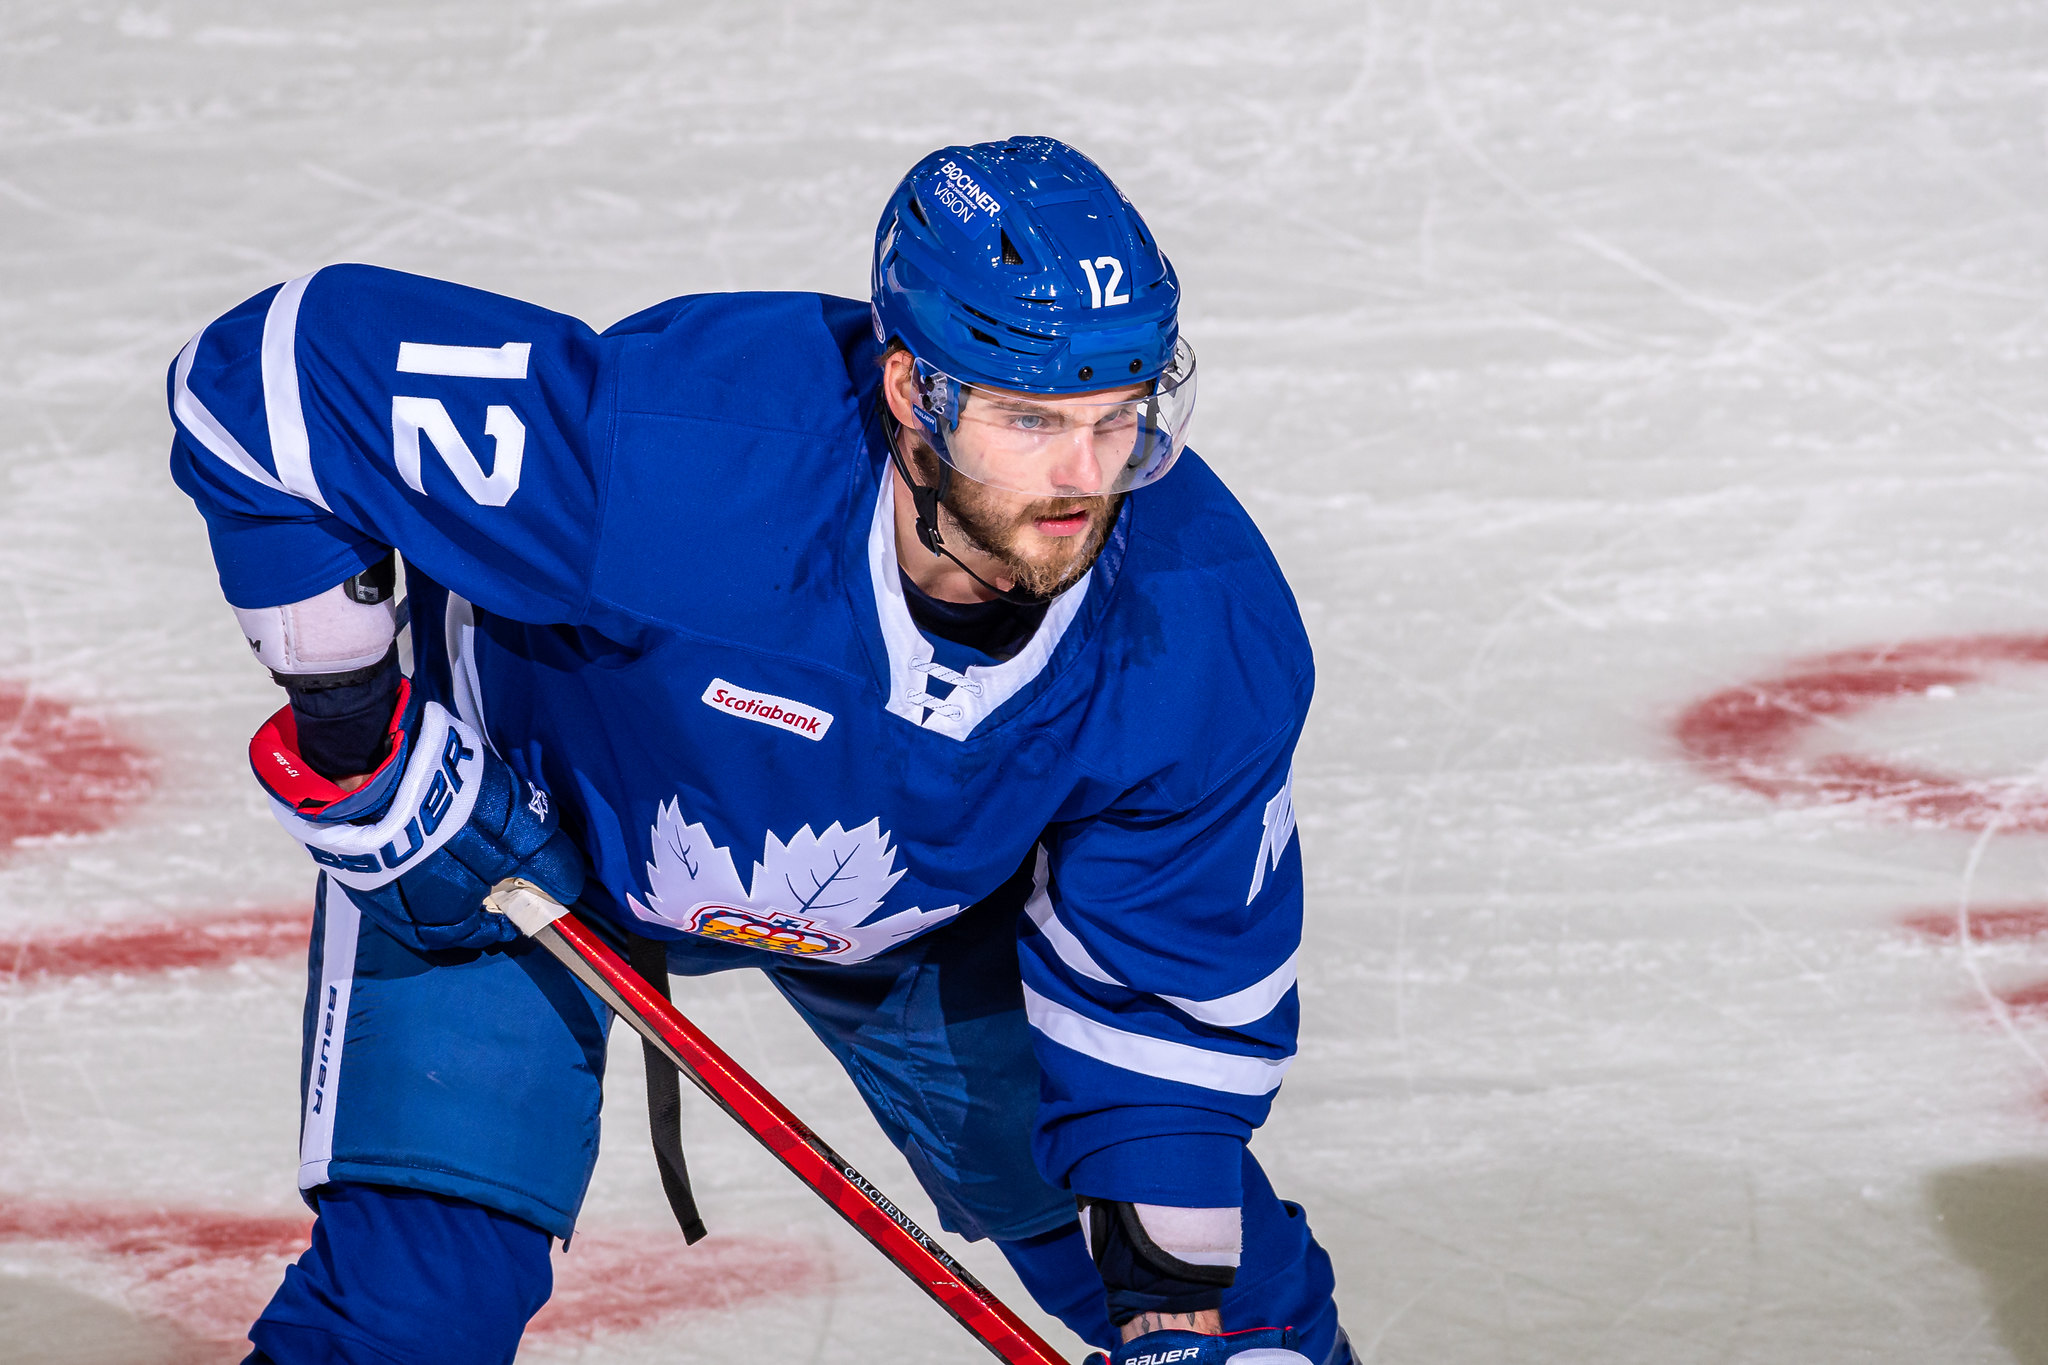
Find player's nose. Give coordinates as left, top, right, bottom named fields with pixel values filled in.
left=1047, top=427, right=1108, bottom=496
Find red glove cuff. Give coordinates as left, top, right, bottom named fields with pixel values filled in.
left=251, top=678, right=412, bottom=814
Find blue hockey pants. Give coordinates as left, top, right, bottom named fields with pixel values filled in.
left=245, top=879, right=1343, bottom=1361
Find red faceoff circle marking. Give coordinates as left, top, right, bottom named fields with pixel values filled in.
left=1, top=906, right=312, bottom=981
left=0, top=1198, right=828, bottom=1357
left=1674, top=634, right=2048, bottom=830
left=0, top=680, right=153, bottom=848
left=1901, top=906, right=2048, bottom=1017
left=1679, top=639, right=2048, bottom=1045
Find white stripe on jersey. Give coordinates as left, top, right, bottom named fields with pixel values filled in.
left=397, top=341, right=532, bottom=379
left=298, top=887, right=361, bottom=1188
left=1025, top=847, right=1299, bottom=1028
left=1022, top=983, right=1293, bottom=1097
left=262, top=270, right=333, bottom=511
left=1158, top=949, right=1299, bottom=1029
left=1022, top=848, right=1119, bottom=985
left=172, top=330, right=291, bottom=497
left=444, top=591, right=500, bottom=757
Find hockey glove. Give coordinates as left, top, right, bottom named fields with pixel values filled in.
left=251, top=680, right=585, bottom=952
left=1088, top=1327, right=1308, bottom=1365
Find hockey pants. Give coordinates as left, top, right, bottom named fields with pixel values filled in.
left=246, top=879, right=1344, bottom=1361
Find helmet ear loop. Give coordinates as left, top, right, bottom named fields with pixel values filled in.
left=904, top=370, right=957, bottom=554
left=914, top=452, right=951, bottom=556
left=884, top=418, right=951, bottom=557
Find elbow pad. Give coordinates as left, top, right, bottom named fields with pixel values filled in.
left=1078, top=1197, right=1239, bottom=1326
left=232, top=558, right=397, bottom=678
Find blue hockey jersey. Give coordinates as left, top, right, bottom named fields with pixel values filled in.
left=167, top=266, right=1313, bottom=1207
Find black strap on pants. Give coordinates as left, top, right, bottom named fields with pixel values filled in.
left=625, top=933, right=708, bottom=1244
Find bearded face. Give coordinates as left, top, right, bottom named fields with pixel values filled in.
left=906, top=438, right=1123, bottom=599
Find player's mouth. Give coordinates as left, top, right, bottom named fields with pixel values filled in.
left=1032, top=509, right=1092, bottom=537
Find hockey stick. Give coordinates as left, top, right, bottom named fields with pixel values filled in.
left=485, top=880, right=1072, bottom=1365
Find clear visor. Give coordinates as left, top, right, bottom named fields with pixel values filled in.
left=910, top=338, right=1196, bottom=498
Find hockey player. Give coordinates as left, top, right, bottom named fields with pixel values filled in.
left=168, top=136, right=1345, bottom=1365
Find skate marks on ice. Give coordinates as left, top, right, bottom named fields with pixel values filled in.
left=1679, top=631, right=2048, bottom=1043
left=1902, top=908, right=2048, bottom=1036
left=1677, top=629, right=2048, bottom=963
left=0, top=1202, right=314, bottom=1365
left=0, top=1197, right=828, bottom=1364
left=1678, top=638, right=2048, bottom=1360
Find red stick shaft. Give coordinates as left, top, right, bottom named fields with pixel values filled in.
left=536, top=912, right=1071, bottom=1365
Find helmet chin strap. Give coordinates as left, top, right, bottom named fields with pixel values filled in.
left=883, top=411, right=1048, bottom=607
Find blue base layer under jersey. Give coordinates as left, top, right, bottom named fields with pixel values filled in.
left=242, top=1184, right=552, bottom=1365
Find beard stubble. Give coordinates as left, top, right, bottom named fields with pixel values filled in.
left=915, top=443, right=1124, bottom=599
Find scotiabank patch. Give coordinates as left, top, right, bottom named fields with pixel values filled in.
left=701, top=678, right=833, bottom=741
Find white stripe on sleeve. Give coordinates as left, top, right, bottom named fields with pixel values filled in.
left=1022, top=983, right=1293, bottom=1097
left=1158, top=949, right=1299, bottom=1028
left=1026, top=848, right=1296, bottom=1028
left=173, top=330, right=291, bottom=497
left=1023, top=848, right=1120, bottom=986
left=261, top=270, right=333, bottom=511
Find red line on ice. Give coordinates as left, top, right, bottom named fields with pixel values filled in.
left=0, top=680, right=153, bottom=849
left=527, top=1230, right=830, bottom=1339
left=1897, top=906, right=2048, bottom=1028
left=0, top=1197, right=827, bottom=1357
left=1996, top=981, right=2048, bottom=1015
left=0, top=906, right=313, bottom=982
left=1674, top=633, right=2048, bottom=830
left=1900, top=906, right=2048, bottom=943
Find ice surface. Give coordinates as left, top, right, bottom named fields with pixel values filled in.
left=7, top=0, right=2048, bottom=1360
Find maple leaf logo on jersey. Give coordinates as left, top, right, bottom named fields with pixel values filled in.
left=624, top=799, right=963, bottom=963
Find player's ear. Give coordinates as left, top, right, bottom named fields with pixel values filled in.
left=880, top=348, right=921, bottom=426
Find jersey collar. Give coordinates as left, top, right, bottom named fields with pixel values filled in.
left=864, top=474, right=1113, bottom=741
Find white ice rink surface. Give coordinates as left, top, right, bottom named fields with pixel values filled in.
left=8, top=1, right=2048, bottom=1360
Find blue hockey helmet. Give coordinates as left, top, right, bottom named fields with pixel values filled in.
left=872, top=136, right=1196, bottom=497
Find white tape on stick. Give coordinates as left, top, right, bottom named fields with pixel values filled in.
left=487, top=877, right=570, bottom=937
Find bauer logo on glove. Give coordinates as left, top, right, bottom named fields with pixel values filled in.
left=262, top=696, right=483, bottom=890
left=250, top=681, right=586, bottom=952
left=1091, top=1329, right=1309, bottom=1365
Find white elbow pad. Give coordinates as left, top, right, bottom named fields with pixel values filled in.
left=1078, top=1199, right=1243, bottom=1270
left=1132, top=1203, right=1242, bottom=1269
left=233, top=582, right=397, bottom=676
